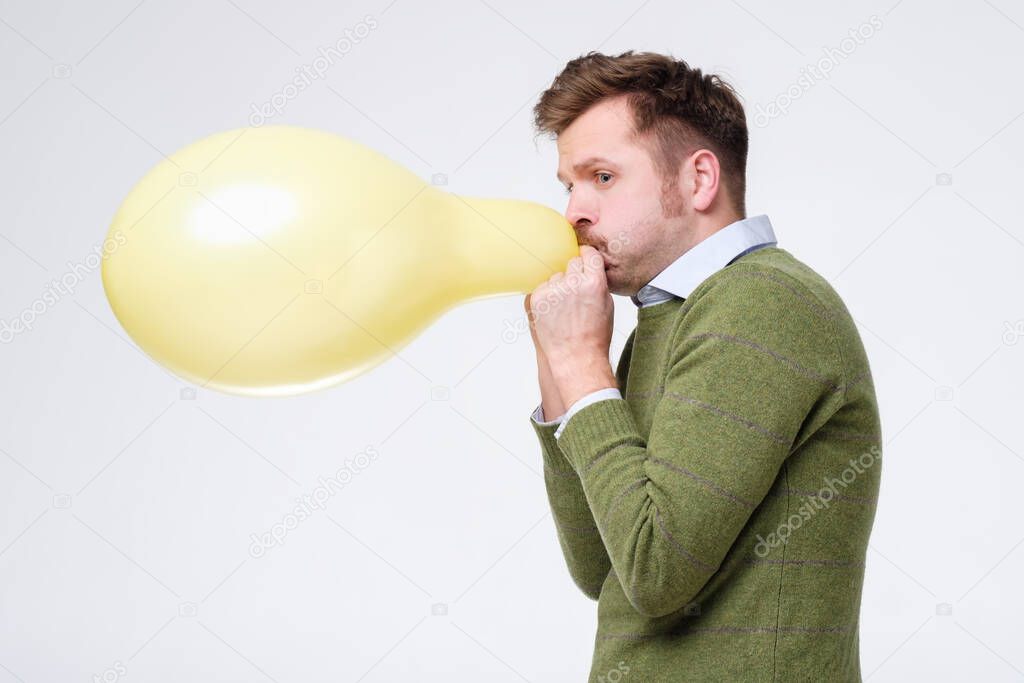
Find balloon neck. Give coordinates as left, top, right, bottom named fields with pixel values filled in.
left=444, top=194, right=579, bottom=299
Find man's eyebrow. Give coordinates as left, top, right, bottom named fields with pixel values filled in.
left=556, top=156, right=617, bottom=183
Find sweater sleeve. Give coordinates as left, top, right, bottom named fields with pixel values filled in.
left=556, top=270, right=846, bottom=618
left=553, top=387, right=623, bottom=439
left=529, top=328, right=637, bottom=601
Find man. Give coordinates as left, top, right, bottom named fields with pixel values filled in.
left=525, top=51, right=881, bottom=681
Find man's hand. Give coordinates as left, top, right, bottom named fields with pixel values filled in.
left=525, top=245, right=617, bottom=410
left=525, top=293, right=566, bottom=421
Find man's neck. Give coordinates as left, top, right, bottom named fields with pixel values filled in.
left=689, top=211, right=744, bottom=246
left=665, top=210, right=745, bottom=270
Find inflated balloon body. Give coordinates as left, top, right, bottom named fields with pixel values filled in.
left=101, top=126, right=578, bottom=396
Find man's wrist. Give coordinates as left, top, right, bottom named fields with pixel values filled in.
left=550, top=353, right=617, bottom=408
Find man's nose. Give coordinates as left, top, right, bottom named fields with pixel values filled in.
left=564, top=193, right=596, bottom=232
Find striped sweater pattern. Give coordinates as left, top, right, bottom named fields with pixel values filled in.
left=531, top=246, right=881, bottom=682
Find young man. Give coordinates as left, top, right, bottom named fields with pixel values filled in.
left=525, top=51, right=881, bottom=681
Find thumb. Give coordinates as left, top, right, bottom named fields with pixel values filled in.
left=524, top=293, right=538, bottom=334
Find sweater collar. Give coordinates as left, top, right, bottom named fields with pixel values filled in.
left=630, top=214, right=777, bottom=308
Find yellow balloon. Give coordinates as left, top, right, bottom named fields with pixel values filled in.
left=101, top=125, right=578, bottom=396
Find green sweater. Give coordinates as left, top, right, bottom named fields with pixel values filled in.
left=532, top=246, right=881, bottom=682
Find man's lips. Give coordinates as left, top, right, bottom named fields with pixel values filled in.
left=579, top=242, right=611, bottom=269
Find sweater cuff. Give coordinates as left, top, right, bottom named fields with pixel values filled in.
left=558, top=397, right=641, bottom=473
left=554, top=387, right=622, bottom=439
left=529, top=408, right=575, bottom=475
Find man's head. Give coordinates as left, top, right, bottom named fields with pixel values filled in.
left=533, top=51, right=749, bottom=296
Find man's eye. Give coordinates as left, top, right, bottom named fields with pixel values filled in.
left=563, top=173, right=611, bottom=193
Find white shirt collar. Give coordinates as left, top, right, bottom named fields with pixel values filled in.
left=630, top=214, right=777, bottom=307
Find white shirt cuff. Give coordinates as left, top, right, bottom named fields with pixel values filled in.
left=530, top=403, right=562, bottom=427
left=554, top=387, right=623, bottom=439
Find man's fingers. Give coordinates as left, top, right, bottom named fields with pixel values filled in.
left=578, top=245, right=606, bottom=287
left=579, top=244, right=603, bottom=273
left=567, top=254, right=584, bottom=279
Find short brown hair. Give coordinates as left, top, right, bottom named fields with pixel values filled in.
left=534, top=50, right=748, bottom=217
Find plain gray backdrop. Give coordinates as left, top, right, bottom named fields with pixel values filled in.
left=1, top=0, right=1022, bottom=680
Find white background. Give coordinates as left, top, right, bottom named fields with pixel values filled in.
left=1, top=0, right=1022, bottom=680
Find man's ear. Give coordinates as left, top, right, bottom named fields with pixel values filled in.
left=688, top=149, right=721, bottom=212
